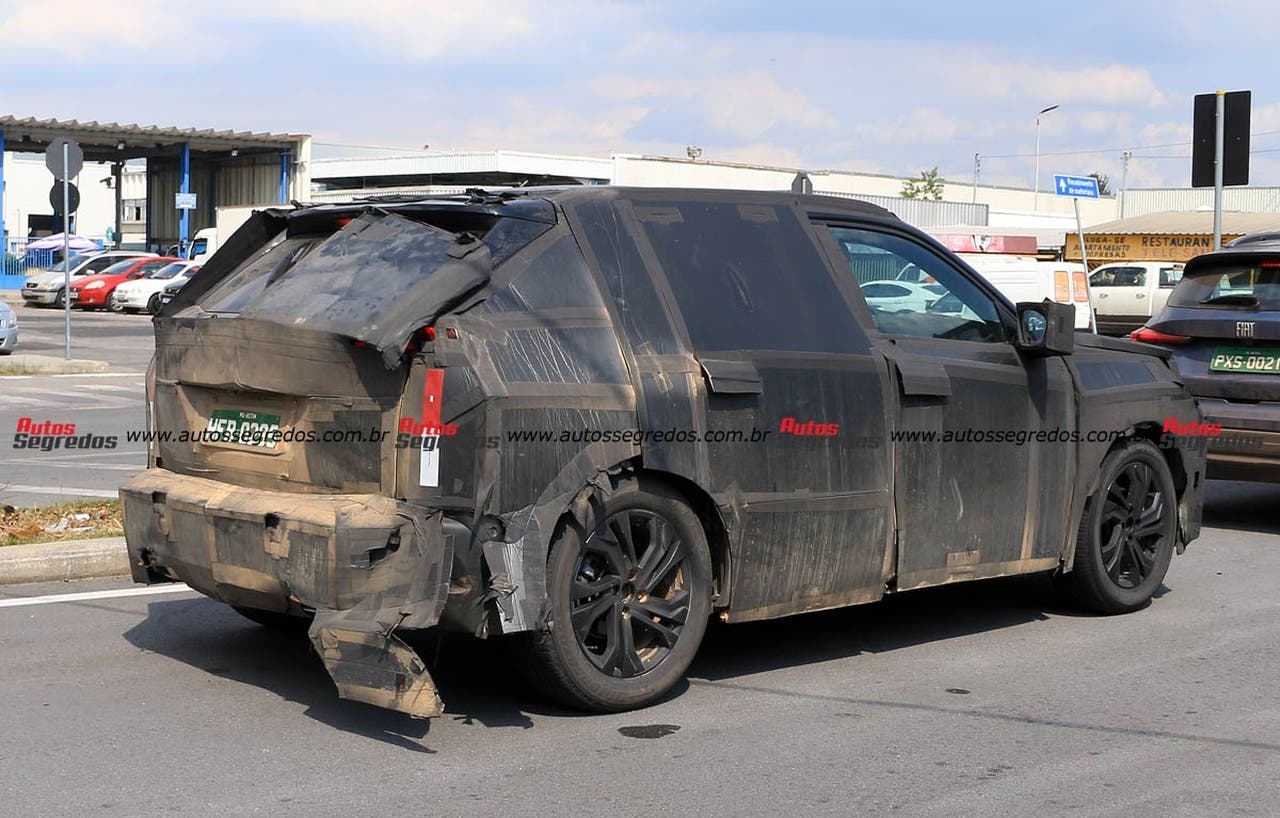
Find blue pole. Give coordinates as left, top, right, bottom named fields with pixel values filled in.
left=0, top=130, right=7, bottom=258
left=179, top=141, right=191, bottom=256
left=279, top=151, right=290, bottom=203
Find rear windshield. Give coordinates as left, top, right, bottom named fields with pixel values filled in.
left=191, top=209, right=550, bottom=329
left=1168, top=261, right=1280, bottom=310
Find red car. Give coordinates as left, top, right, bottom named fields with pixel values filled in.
left=70, top=257, right=181, bottom=310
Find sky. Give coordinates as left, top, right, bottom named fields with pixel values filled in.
left=3, top=0, right=1280, bottom=190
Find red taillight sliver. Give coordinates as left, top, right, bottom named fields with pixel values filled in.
left=1130, top=327, right=1191, bottom=344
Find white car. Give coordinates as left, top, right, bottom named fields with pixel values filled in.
left=0, top=301, right=17, bottom=354
left=860, top=279, right=945, bottom=313
left=110, top=261, right=201, bottom=314
left=1088, top=261, right=1184, bottom=336
left=21, top=251, right=157, bottom=307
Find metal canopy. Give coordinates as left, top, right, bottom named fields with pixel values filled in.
left=0, top=115, right=301, bottom=162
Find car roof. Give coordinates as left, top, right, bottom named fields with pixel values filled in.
left=1186, top=237, right=1280, bottom=272
left=307, top=185, right=898, bottom=222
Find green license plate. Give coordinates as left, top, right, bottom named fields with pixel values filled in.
left=1209, top=347, right=1280, bottom=375
left=206, top=409, right=281, bottom=449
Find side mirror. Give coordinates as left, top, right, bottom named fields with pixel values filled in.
left=1015, top=300, right=1075, bottom=356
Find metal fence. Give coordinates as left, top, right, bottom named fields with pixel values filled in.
left=0, top=238, right=103, bottom=290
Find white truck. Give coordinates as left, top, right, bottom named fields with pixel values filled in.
left=185, top=205, right=278, bottom=263
left=1086, top=261, right=1185, bottom=336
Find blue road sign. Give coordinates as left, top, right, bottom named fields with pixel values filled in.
left=1053, top=174, right=1100, bottom=199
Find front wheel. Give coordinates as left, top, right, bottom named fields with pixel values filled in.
left=1060, top=440, right=1178, bottom=614
left=521, top=478, right=713, bottom=712
left=147, top=294, right=161, bottom=315
left=55, top=288, right=68, bottom=308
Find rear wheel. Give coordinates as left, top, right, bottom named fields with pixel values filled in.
left=522, top=478, right=712, bottom=712
left=1060, top=440, right=1178, bottom=614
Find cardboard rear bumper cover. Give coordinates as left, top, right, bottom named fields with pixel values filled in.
left=120, top=468, right=450, bottom=717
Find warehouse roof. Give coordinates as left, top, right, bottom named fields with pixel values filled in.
left=1084, top=210, right=1280, bottom=236
left=0, top=114, right=304, bottom=162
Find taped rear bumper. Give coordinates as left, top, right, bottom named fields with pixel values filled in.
left=120, top=468, right=451, bottom=717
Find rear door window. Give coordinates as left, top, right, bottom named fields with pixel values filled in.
left=634, top=200, right=863, bottom=353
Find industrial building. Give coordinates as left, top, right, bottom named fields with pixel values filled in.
left=0, top=115, right=311, bottom=260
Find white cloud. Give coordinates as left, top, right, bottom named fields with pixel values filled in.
left=0, top=0, right=186, bottom=53
left=948, top=61, right=1168, bottom=108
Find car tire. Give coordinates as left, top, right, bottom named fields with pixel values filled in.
left=231, top=604, right=313, bottom=632
left=55, top=289, right=67, bottom=308
left=520, top=477, right=713, bottom=712
left=147, top=294, right=161, bottom=315
left=1060, top=440, right=1178, bottom=614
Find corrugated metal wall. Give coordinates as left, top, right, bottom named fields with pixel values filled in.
left=148, top=154, right=285, bottom=247
left=813, top=190, right=989, bottom=228
left=1122, top=187, right=1280, bottom=218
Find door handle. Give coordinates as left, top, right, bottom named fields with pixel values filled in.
left=1098, top=293, right=1108, bottom=298
left=699, top=358, right=763, bottom=395
left=1136, top=293, right=1147, bottom=299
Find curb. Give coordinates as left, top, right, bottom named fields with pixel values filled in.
left=0, top=536, right=130, bottom=585
left=0, top=354, right=111, bottom=375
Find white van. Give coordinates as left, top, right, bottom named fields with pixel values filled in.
left=187, top=228, right=218, bottom=263
left=957, top=254, right=1094, bottom=331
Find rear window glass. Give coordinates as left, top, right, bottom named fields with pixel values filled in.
left=190, top=209, right=551, bottom=331
left=1168, top=261, right=1280, bottom=310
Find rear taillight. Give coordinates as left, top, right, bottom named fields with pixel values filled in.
left=1054, top=270, right=1070, bottom=302
left=1261, top=260, right=1280, bottom=268
left=1071, top=271, right=1090, bottom=302
left=1130, top=327, right=1191, bottom=344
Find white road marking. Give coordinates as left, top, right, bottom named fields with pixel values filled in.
left=0, top=584, right=195, bottom=608
left=3, top=484, right=119, bottom=498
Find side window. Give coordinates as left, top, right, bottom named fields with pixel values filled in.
left=88, top=257, right=118, bottom=272
left=1093, top=266, right=1145, bottom=287
left=1159, top=267, right=1183, bottom=288
left=635, top=201, right=864, bottom=353
left=825, top=226, right=1006, bottom=343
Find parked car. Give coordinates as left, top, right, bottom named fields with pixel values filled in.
left=70, top=257, right=181, bottom=310
left=1133, top=237, right=1280, bottom=482
left=1089, top=261, right=1184, bottom=336
left=0, top=301, right=18, bottom=354
left=157, top=276, right=191, bottom=310
left=122, top=189, right=1205, bottom=719
left=21, top=251, right=157, bottom=307
left=860, top=279, right=943, bottom=312
left=111, top=261, right=201, bottom=314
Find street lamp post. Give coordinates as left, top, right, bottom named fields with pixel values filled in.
left=1033, top=104, right=1059, bottom=211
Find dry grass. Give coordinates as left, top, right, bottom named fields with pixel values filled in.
left=0, top=499, right=123, bottom=546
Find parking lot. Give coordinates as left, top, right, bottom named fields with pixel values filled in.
left=1, top=305, right=151, bottom=507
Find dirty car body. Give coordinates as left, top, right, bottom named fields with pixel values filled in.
left=122, top=188, right=1205, bottom=718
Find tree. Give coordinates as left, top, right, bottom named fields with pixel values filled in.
left=1088, top=172, right=1112, bottom=196
left=901, top=166, right=944, bottom=201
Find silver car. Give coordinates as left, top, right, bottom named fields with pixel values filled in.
left=0, top=301, right=18, bottom=354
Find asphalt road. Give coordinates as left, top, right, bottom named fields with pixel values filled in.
left=0, top=480, right=1276, bottom=817
left=1, top=306, right=152, bottom=507
left=7, top=303, right=157, bottom=372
